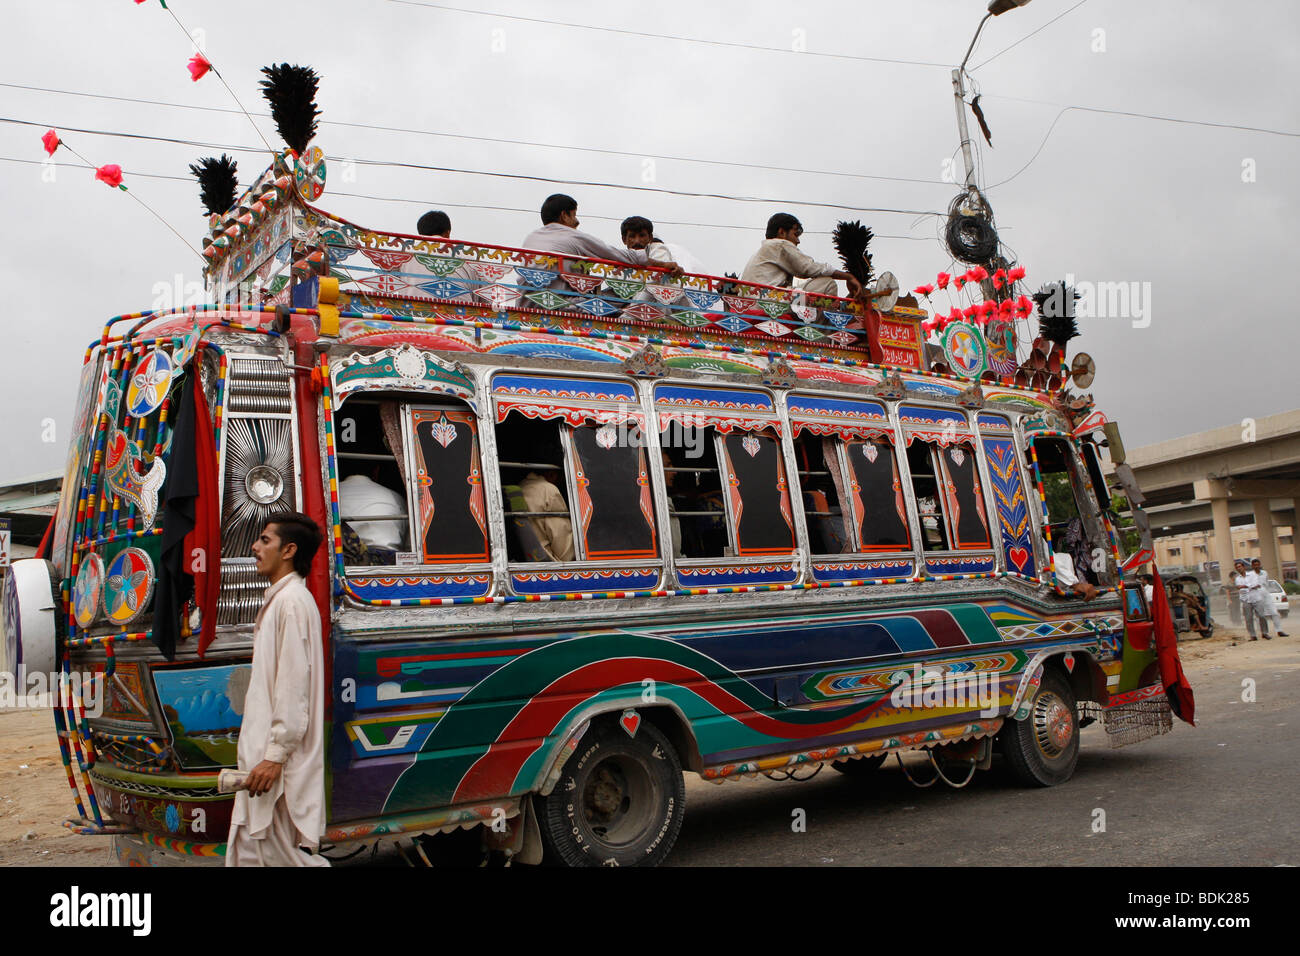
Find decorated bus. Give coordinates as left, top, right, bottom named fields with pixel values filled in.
left=1, top=65, right=1190, bottom=867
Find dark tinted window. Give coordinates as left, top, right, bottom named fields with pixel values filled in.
left=939, top=441, right=991, bottom=549
left=721, top=430, right=795, bottom=555
left=570, top=424, right=657, bottom=559
left=845, top=440, right=911, bottom=551
left=410, top=407, right=488, bottom=562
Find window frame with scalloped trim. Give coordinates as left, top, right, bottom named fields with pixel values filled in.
left=489, top=373, right=662, bottom=591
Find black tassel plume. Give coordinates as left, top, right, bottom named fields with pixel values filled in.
left=259, top=63, right=321, bottom=154
left=188, top=155, right=239, bottom=217
left=832, top=220, right=874, bottom=287
left=1033, top=280, right=1081, bottom=347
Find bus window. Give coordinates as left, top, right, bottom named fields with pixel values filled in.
left=843, top=438, right=911, bottom=552
left=494, top=414, right=576, bottom=563
left=1032, top=436, right=1111, bottom=589
left=662, top=423, right=728, bottom=559
left=568, top=422, right=657, bottom=560
left=719, top=429, right=795, bottom=555
left=335, top=396, right=410, bottom=566
left=936, top=441, right=991, bottom=549
left=793, top=431, right=850, bottom=554
left=409, top=406, right=489, bottom=563
left=906, top=441, right=950, bottom=552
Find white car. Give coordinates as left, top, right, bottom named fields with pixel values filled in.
left=1265, top=578, right=1290, bottom=618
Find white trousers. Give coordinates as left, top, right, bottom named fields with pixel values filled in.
left=225, top=796, right=330, bottom=867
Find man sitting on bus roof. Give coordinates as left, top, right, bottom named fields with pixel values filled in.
left=741, top=213, right=862, bottom=299
left=416, top=209, right=478, bottom=301
left=522, top=194, right=683, bottom=276
left=621, top=215, right=704, bottom=276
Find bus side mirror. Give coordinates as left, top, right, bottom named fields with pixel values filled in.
left=1102, top=422, right=1126, bottom=465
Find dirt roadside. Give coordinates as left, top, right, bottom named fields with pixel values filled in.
left=0, top=624, right=1281, bottom=867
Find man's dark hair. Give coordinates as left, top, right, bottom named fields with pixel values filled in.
left=540, top=193, right=578, bottom=225
left=267, top=512, right=323, bottom=578
left=417, top=210, right=451, bottom=237
left=765, top=212, right=802, bottom=239
left=620, top=215, right=654, bottom=238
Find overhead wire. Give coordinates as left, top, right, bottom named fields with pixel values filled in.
left=969, top=0, right=1091, bottom=72
left=384, top=0, right=952, bottom=69
left=0, top=115, right=945, bottom=218
left=0, top=157, right=933, bottom=242
left=0, top=80, right=950, bottom=187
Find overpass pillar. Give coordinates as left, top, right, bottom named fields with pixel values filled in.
left=1210, top=495, right=1238, bottom=623
left=1253, top=498, right=1282, bottom=580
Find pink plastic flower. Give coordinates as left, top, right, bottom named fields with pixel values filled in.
left=936, top=272, right=951, bottom=290
left=980, top=300, right=998, bottom=316
left=187, top=54, right=212, bottom=82
left=953, top=275, right=967, bottom=291
left=1008, top=266, right=1026, bottom=282
left=95, top=164, right=124, bottom=188
left=968, top=265, right=989, bottom=282
left=41, top=129, right=60, bottom=156
left=991, top=268, right=1006, bottom=289
left=913, top=284, right=935, bottom=297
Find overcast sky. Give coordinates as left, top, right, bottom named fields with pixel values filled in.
left=1, top=0, right=1297, bottom=486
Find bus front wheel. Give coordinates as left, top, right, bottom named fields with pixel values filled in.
left=999, top=669, right=1080, bottom=787
left=538, top=717, right=685, bottom=867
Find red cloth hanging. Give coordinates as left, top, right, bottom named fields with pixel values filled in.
left=188, top=362, right=221, bottom=658
left=1149, top=567, right=1195, bottom=725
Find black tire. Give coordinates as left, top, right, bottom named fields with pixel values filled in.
left=537, top=717, right=685, bottom=867
left=831, top=754, right=887, bottom=777
left=999, top=669, right=1079, bottom=787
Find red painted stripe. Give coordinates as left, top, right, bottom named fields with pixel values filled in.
left=911, top=609, right=970, bottom=648
left=452, top=656, right=889, bottom=803
left=376, top=647, right=520, bottom=678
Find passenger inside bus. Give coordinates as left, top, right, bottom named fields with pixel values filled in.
left=905, top=441, right=951, bottom=551
left=1034, top=437, right=1107, bottom=595
left=334, top=398, right=408, bottom=565
left=662, top=424, right=728, bottom=559
left=793, top=432, right=848, bottom=554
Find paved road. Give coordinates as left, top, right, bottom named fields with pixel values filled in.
left=666, top=632, right=1296, bottom=867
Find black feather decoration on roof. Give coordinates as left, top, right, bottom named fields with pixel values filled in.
left=1032, top=280, right=1081, bottom=348
left=259, top=63, right=320, bottom=155
left=188, top=154, right=239, bottom=217
left=832, top=220, right=874, bottom=287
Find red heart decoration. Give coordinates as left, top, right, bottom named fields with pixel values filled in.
left=620, top=710, right=640, bottom=738
left=1063, top=654, right=1076, bottom=673
left=1008, top=547, right=1029, bottom=572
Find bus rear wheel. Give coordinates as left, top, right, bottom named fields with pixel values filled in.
left=538, top=717, right=685, bottom=867
left=999, top=669, right=1079, bottom=787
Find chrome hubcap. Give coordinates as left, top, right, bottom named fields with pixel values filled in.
left=1032, top=691, right=1074, bottom=759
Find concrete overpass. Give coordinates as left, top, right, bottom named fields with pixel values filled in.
left=1119, top=409, right=1300, bottom=584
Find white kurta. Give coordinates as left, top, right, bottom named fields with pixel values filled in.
left=226, top=572, right=328, bottom=866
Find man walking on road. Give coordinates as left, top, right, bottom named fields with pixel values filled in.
left=1250, top=557, right=1289, bottom=637
left=226, top=512, right=330, bottom=866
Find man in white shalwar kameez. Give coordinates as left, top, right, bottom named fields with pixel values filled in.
left=226, top=512, right=330, bottom=867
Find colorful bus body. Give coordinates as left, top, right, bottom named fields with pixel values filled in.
left=5, top=153, right=1175, bottom=866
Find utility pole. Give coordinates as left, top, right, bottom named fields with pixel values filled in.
left=953, top=1, right=1033, bottom=213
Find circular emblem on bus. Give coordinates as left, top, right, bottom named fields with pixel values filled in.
left=126, top=349, right=174, bottom=418
left=102, top=547, right=155, bottom=627
left=940, top=321, right=988, bottom=380
left=73, top=553, right=105, bottom=630
left=295, top=146, right=327, bottom=202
